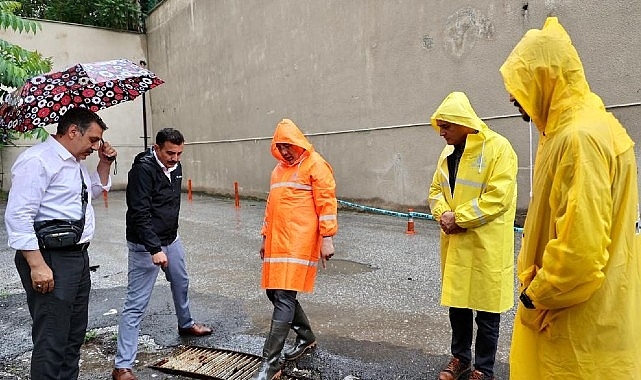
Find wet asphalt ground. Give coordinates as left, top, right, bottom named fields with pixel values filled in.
left=0, top=192, right=521, bottom=379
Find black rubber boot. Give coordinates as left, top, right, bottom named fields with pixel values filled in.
left=283, top=303, right=317, bottom=361
left=253, top=320, right=290, bottom=380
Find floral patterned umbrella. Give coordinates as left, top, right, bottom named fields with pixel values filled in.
left=0, top=58, right=164, bottom=131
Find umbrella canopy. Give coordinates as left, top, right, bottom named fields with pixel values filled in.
left=0, top=58, right=164, bottom=131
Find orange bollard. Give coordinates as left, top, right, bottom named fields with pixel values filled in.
left=234, top=181, right=240, bottom=208
left=406, top=208, right=415, bottom=235
left=103, top=189, right=108, bottom=208
left=187, top=178, right=193, bottom=201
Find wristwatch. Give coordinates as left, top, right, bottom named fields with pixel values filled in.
left=519, top=289, right=536, bottom=309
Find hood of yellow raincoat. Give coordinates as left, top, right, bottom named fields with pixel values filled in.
left=499, top=16, right=633, bottom=155
left=499, top=17, right=595, bottom=136
left=271, top=119, right=314, bottom=164
left=430, top=91, right=488, bottom=134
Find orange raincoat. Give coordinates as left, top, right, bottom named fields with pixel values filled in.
left=261, top=119, right=338, bottom=292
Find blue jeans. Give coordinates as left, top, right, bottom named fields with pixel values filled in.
left=449, top=307, right=500, bottom=377
left=114, top=237, right=194, bottom=368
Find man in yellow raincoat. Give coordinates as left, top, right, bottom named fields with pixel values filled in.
left=254, top=119, right=338, bottom=380
left=428, top=92, right=518, bottom=380
left=500, top=17, right=641, bottom=379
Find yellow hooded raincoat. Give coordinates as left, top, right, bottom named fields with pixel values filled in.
left=261, top=119, right=338, bottom=293
left=500, top=17, right=641, bottom=379
left=428, top=92, right=518, bottom=313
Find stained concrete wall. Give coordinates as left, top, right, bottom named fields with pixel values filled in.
left=0, top=21, right=148, bottom=190
left=145, top=0, right=641, bottom=212
left=1, top=2, right=639, bottom=214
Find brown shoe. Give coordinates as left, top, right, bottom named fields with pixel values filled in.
left=178, top=322, right=213, bottom=336
left=112, top=368, right=137, bottom=380
left=438, top=357, right=472, bottom=380
left=468, top=369, right=495, bottom=380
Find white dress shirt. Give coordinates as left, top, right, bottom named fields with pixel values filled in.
left=5, top=136, right=111, bottom=250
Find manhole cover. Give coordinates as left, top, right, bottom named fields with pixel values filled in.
left=150, top=345, right=296, bottom=380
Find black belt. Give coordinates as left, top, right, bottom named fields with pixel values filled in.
left=41, top=242, right=90, bottom=252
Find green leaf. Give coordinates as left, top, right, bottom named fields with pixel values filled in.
left=15, top=0, right=143, bottom=31
left=0, top=2, right=52, bottom=144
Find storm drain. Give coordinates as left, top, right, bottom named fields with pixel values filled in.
left=150, top=345, right=296, bottom=380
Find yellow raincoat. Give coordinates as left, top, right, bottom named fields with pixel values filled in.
left=261, top=119, right=338, bottom=292
left=428, top=92, right=517, bottom=313
left=500, top=17, right=641, bottom=379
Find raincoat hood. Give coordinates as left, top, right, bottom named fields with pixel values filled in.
left=430, top=91, right=488, bottom=134
left=500, top=16, right=633, bottom=155
left=271, top=119, right=315, bottom=164
left=499, top=17, right=594, bottom=135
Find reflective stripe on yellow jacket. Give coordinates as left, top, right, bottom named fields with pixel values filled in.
left=261, top=119, right=337, bottom=292
left=500, top=17, right=641, bottom=379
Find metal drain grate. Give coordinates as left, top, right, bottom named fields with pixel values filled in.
left=149, top=345, right=296, bottom=380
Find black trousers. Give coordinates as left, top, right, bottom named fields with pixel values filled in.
left=449, top=307, right=501, bottom=377
left=15, top=248, right=90, bottom=380
left=266, top=289, right=298, bottom=322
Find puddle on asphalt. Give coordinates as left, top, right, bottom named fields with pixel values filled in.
left=322, top=259, right=378, bottom=275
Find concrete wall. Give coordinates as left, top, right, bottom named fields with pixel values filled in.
left=1, top=2, right=639, bottom=214
left=146, top=0, right=641, bottom=212
left=0, top=20, right=149, bottom=190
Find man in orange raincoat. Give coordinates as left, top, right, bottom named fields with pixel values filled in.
left=254, top=119, right=338, bottom=380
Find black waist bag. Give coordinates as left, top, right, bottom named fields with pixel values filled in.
left=34, top=219, right=84, bottom=249
left=35, top=168, right=89, bottom=250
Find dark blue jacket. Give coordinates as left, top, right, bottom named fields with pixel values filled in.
left=125, top=149, right=182, bottom=254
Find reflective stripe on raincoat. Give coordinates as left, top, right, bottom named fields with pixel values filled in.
left=428, top=91, right=517, bottom=313
left=500, top=17, right=641, bottom=379
left=261, top=119, right=338, bottom=292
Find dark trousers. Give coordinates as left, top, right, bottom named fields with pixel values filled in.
left=449, top=307, right=501, bottom=377
left=15, top=248, right=91, bottom=380
left=266, top=289, right=298, bottom=322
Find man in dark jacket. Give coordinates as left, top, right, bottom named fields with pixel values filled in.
left=112, top=128, right=212, bottom=380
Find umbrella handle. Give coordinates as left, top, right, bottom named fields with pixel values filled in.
left=110, top=158, right=118, bottom=176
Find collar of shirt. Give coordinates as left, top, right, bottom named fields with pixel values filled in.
left=49, top=134, right=77, bottom=162
left=153, top=149, right=178, bottom=180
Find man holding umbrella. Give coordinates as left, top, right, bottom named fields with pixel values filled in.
left=5, top=106, right=117, bottom=379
